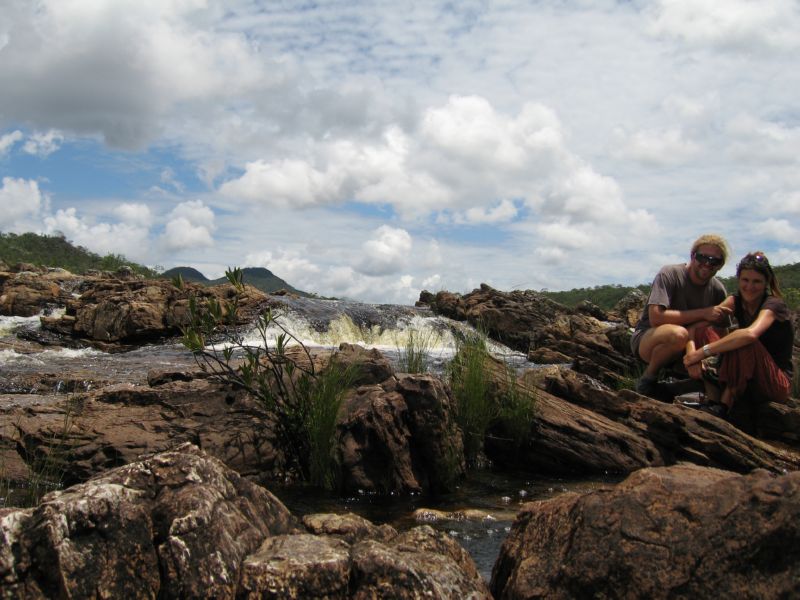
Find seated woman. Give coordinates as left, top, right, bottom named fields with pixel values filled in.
left=683, top=251, right=794, bottom=420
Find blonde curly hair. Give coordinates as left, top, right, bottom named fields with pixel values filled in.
left=690, top=234, right=730, bottom=265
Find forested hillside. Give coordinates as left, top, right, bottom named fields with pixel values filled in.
left=1, top=232, right=308, bottom=296
left=0, top=232, right=158, bottom=277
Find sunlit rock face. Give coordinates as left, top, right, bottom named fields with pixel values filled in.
left=491, top=465, right=800, bottom=600
left=0, top=444, right=490, bottom=599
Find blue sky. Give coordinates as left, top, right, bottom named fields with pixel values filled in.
left=2, top=0, right=799, bottom=303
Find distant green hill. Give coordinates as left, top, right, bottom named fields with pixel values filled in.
left=160, top=266, right=308, bottom=296
left=161, top=266, right=209, bottom=283
left=0, top=231, right=158, bottom=277
left=208, top=267, right=308, bottom=296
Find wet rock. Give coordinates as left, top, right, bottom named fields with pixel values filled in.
left=491, top=465, right=800, bottom=600
left=2, top=379, right=283, bottom=488
left=413, top=508, right=497, bottom=524
left=0, top=444, right=300, bottom=599
left=336, top=373, right=466, bottom=494
left=336, top=342, right=395, bottom=385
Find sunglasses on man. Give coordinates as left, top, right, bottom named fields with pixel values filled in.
left=693, top=251, right=724, bottom=267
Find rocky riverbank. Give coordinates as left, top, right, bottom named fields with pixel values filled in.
left=2, top=264, right=800, bottom=597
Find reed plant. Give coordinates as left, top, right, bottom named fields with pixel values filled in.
left=296, top=359, right=358, bottom=489
left=447, top=331, right=536, bottom=464
left=396, top=328, right=439, bottom=374
left=447, top=331, right=494, bottom=463
left=494, top=364, right=535, bottom=450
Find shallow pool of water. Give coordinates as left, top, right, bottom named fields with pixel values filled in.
left=271, top=468, right=617, bottom=582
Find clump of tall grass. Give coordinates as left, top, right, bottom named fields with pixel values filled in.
left=296, top=359, right=358, bottom=490
left=447, top=331, right=536, bottom=465
left=1, top=397, right=77, bottom=508
left=396, top=328, right=440, bottom=374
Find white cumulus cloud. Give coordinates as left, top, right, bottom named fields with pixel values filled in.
left=114, top=203, right=152, bottom=227
left=161, top=200, right=216, bottom=251
left=357, top=225, right=413, bottom=276
left=0, top=177, right=44, bottom=230
left=754, top=218, right=798, bottom=244
left=43, top=207, right=151, bottom=260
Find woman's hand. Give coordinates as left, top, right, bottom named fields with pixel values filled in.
left=703, top=304, right=733, bottom=324
left=683, top=348, right=704, bottom=369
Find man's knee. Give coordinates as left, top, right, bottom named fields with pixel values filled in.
left=663, top=325, right=690, bottom=349
left=639, top=325, right=689, bottom=362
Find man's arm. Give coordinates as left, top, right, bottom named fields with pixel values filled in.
left=648, top=301, right=732, bottom=328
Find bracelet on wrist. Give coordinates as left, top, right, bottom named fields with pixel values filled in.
left=702, top=344, right=712, bottom=358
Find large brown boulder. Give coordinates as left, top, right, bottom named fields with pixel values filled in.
left=336, top=372, right=466, bottom=494
left=239, top=525, right=490, bottom=599
left=0, top=445, right=489, bottom=599
left=0, top=268, right=80, bottom=317
left=544, top=369, right=800, bottom=471
left=2, top=376, right=283, bottom=489
left=0, top=444, right=300, bottom=599
left=491, top=465, right=800, bottom=599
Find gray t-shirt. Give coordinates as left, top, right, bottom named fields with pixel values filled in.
left=631, top=264, right=727, bottom=350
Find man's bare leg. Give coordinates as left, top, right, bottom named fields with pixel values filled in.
left=638, top=324, right=690, bottom=378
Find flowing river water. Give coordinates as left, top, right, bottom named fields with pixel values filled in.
left=0, top=298, right=613, bottom=581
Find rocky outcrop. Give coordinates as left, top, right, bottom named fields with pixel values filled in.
left=0, top=444, right=489, bottom=599
left=2, top=349, right=465, bottom=496
left=491, top=464, right=800, bottom=599
left=38, top=277, right=272, bottom=347
left=0, top=444, right=300, bottom=599
left=544, top=369, right=800, bottom=472
left=418, top=284, right=638, bottom=387
left=483, top=359, right=800, bottom=475
left=0, top=267, right=81, bottom=317
left=610, top=287, right=647, bottom=328
left=2, top=376, right=282, bottom=489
